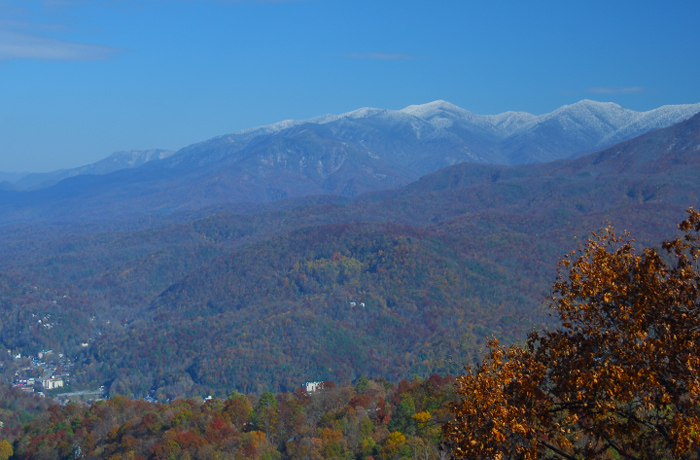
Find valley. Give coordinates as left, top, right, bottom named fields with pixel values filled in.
left=3, top=0, right=699, bottom=456
left=1, top=104, right=699, bottom=401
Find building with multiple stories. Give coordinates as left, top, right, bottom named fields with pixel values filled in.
left=41, top=377, right=64, bottom=390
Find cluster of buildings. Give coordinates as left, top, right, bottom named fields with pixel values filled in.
left=9, top=349, right=70, bottom=394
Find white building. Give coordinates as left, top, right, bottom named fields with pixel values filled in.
left=304, top=381, right=323, bottom=393
left=42, top=377, right=64, bottom=390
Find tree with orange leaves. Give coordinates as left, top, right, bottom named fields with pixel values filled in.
left=444, top=209, right=700, bottom=460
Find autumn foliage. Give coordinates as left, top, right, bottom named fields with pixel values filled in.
left=8, top=376, right=455, bottom=460
left=444, top=209, right=700, bottom=460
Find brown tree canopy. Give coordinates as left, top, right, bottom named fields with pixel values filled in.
left=444, top=209, right=700, bottom=460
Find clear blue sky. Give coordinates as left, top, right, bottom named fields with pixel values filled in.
left=1, top=0, right=699, bottom=172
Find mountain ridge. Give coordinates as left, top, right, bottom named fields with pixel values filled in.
left=5, top=149, right=174, bottom=191
left=1, top=112, right=700, bottom=396
left=1, top=100, right=699, bottom=224
left=151, top=98, right=700, bottom=174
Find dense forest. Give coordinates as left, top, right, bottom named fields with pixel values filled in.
left=1, top=111, right=699, bottom=399
left=0, top=376, right=456, bottom=460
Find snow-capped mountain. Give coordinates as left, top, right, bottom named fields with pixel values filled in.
left=166, top=99, right=700, bottom=171
left=2, top=100, right=699, bottom=223
left=88, top=149, right=175, bottom=172
left=396, top=99, right=700, bottom=163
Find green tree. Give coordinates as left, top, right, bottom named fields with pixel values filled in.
left=445, top=209, right=700, bottom=460
left=390, top=395, right=416, bottom=436
left=257, top=392, right=277, bottom=409
left=255, top=392, right=279, bottom=441
left=356, top=375, right=370, bottom=395
left=0, top=440, right=13, bottom=460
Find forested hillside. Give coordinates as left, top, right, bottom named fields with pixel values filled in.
left=1, top=113, right=699, bottom=399
left=1, top=377, right=455, bottom=460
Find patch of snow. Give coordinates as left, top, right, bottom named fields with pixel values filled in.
left=400, top=100, right=470, bottom=119
left=236, top=119, right=306, bottom=136
left=429, top=117, right=454, bottom=130
left=597, top=102, right=700, bottom=147
left=483, top=111, right=539, bottom=134
left=342, top=107, right=386, bottom=119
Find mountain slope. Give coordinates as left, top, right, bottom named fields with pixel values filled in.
left=8, top=149, right=174, bottom=191
left=0, top=111, right=689, bottom=396
left=2, top=101, right=699, bottom=224
left=1, top=109, right=699, bottom=397
left=170, top=99, right=700, bottom=172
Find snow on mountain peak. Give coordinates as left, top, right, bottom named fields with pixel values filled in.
left=576, top=99, right=623, bottom=108
left=220, top=99, right=700, bottom=164
left=550, top=99, right=628, bottom=117
left=483, top=111, right=539, bottom=132
left=597, top=102, right=700, bottom=147
left=400, top=100, right=469, bottom=119
left=235, top=118, right=306, bottom=136
left=234, top=107, right=392, bottom=135
left=341, top=107, right=387, bottom=119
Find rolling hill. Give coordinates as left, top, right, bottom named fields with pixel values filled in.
left=1, top=112, right=699, bottom=397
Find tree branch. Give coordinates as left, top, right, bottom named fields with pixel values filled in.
left=539, top=440, right=581, bottom=460
left=600, top=433, right=641, bottom=460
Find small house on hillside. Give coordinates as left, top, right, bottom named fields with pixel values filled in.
left=304, top=381, right=322, bottom=393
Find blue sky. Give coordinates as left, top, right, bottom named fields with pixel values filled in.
left=1, top=0, right=699, bottom=172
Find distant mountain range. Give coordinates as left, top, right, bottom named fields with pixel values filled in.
left=174, top=98, right=700, bottom=169
left=1, top=108, right=699, bottom=396
left=2, top=149, right=174, bottom=191
left=1, top=100, right=698, bottom=223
